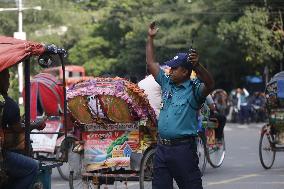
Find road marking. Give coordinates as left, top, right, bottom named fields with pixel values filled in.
left=206, top=173, right=259, bottom=186
left=239, top=181, right=284, bottom=184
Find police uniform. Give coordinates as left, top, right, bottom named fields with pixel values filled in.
left=152, top=68, right=203, bottom=189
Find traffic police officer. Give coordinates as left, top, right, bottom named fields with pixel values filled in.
left=146, top=22, right=215, bottom=189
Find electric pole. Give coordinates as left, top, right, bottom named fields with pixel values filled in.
left=0, top=0, right=41, bottom=104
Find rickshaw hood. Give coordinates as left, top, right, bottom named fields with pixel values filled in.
left=0, top=36, right=45, bottom=72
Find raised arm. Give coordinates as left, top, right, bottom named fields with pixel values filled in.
left=190, top=50, right=215, bottom=97
left=146, top=22, right=160, bottom=78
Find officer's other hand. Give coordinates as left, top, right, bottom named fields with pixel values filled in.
left=188, top=49, right=199, bottom=68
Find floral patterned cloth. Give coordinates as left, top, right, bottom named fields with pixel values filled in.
left=67, top=77, right=156, bottom=125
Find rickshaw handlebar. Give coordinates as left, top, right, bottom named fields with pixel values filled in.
left=44, top=44, right=67, bottom=57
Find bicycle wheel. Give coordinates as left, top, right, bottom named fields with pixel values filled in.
left=69, top=172, right=100, bottom=189
left=259, top=125, right=275, bottom=169
left=206, top=136, right=226, bottom=168
left=139, top=148, right=155, bottom=189
left=56, top=138, right=82, bottom=181
left=196, top=134, right=207, bottom=175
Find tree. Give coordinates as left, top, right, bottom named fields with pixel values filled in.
left=1, top=0, right=284, bottom=92
left=218, top=6, right=283, bottom=78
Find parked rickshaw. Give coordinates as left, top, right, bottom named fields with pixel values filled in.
left=66, top=77, right=157, bottom=188
left=197, top=89, right=227, bottom=174
left=24, top=72, right=82, bottom=181
left=259, top=71, right=284, bottom=169
left=0, top=36, right=68, bottom=188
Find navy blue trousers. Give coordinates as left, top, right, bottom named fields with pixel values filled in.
left=152, top=141, right=203, bottom=189
left=5, top=151, right=39, bottom=189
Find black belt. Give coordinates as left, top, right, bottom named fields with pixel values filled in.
left=158, top=136, right=196, bottom=146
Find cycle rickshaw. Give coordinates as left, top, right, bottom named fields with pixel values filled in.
left=197, top=89, right=227, bottom=174
left=0, top=36, right=69, bottom=188
left=66, top=77, right=157, bottom=188
left=259, top=71, right=284, bottom=169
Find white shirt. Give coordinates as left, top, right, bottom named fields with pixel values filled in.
left=206, top=94, right=214, bottom=105
left=138, top=75, right=162, bottom=119
left=237, top=88, right=249, bottom=109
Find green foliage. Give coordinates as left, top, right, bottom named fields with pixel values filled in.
left=1, top=0, right=284, bottom=92
left=218, top=7, right=282, bottom=66
left=8, top=67, right=20, bottom=101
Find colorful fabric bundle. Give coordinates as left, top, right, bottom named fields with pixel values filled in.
left=67, top=77, right=156, bottom=126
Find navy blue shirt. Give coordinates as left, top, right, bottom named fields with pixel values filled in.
left=155, top=69, right=203, bottom=139
left=2, top=96, right=21, bottom=128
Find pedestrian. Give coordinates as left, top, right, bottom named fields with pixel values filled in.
left=138, top=65, right=170, bottom=119
left=146, top=22, right=215, bottom=189
left=236, top=88, right=250, bottom=124
left=0, top=68, right=39, bottom=189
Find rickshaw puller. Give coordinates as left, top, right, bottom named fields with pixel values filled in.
left=146, top=22, right=215, bottom=189
left=0, top=68, right=39, bottom=189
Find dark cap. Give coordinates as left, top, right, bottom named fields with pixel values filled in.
left=164, top=53, right=192, bottom=70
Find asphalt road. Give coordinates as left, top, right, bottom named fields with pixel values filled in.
left=51, top=122, right=284, bottom=189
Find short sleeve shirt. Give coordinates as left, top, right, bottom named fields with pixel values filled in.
left=155, top=69, right=203, bottom=139
left=206, top=94, right=214, bottom=105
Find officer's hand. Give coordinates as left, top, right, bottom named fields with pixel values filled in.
left=148, top=21, right=159, bottom=38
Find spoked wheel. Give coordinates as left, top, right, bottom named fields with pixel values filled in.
left=139, top=148, right=156, bottom=189
left=206, top=136, right=226, bottom=168
left=259, top=125, right=276, bottom=169
left=69, top=172, right=100, bottom=189
left=56, top=138, right=82, bottom=181
left=196, top=134, right=207, bottom=175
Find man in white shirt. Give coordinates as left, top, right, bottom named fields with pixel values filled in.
left=236, top=88, right=250, bottom=124
left=138, top=66, right=170, bottom=119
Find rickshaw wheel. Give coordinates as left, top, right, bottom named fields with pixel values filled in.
left=56, top=137, right=82, bottom=181
left=139, top=148, right=156, bottom=189
left=206, top=135, right=226, bottom=168
left=69, top=172, right=100, bottom=189
left=197, top=133, right=207, bottom=175
left=259, top=125, right=276, bottom=169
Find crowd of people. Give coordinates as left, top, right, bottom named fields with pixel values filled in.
left=227, top=88, right=267, bottom=124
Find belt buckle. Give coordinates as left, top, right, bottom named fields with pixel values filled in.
left=161, top=138, right=171, bottom=145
